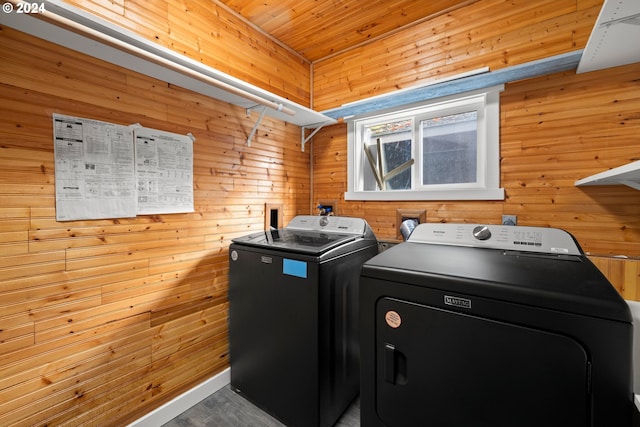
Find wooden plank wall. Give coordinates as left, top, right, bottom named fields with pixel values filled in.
left=312, top=0, right=602, bottom=111
left=1, top=0, right=639, bottom=425
left=63, top=0, right=311, bottom=107
left=311, top=0, right=640, bottom=289
left=0, top=22, right=308, bottom=427
left=591, top=257, right=640, bottom=301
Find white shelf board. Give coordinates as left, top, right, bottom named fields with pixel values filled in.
left=575, top=160, right=640, bottom=190
left=577, top=0, right=640, bottom=74
left=0, top=0, right=335, bottom=129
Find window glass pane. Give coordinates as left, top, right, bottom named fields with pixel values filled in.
left=421, top=111, right=477, bottom=185
left=363, top=119, right=412, bottom=190
left=382, top=139, right=411, bottom=190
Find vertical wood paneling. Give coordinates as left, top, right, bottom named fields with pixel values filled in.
left=0, top=22, right=309, bottom=426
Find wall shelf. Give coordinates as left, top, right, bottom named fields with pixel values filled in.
left=0, top=0, right=336, bottom=132
left=575, top=160, right=640, bottom=190
left=577, top=0, right=640, bottom=74
left=321, top=50, right=583, bottom=120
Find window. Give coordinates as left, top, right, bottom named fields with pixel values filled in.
left=421, top=111, right=477, bottom=186
left=346, top=86, right=504, bottom=201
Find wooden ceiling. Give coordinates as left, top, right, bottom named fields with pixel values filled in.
left=215, top=0, right=477, bottom=62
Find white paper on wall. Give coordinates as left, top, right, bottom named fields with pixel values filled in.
left=53, top=113, right=137, bottom=221
left=134, top=127, right=194, bottom=215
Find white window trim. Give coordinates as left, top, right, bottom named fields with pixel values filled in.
left=346, top=85, right=504, bottom=201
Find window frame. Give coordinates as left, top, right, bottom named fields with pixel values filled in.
left=346, top=85, right=504, bottom=201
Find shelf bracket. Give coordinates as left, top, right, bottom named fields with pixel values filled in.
left=301, top=124, right=327, bottom=152
left=621, top=180, right=640, bottom=191
left=246, top=105, right=268, bottom=147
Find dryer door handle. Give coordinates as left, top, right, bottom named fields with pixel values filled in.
left=384, top=343, right=408, bottom=385
left=384, top=343, right=396, bottom=383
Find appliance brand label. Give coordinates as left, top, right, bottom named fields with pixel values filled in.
left=444, top=295, right=472, bottom=309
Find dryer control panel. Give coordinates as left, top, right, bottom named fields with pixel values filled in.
left=408, top=223, right=583, bottom=255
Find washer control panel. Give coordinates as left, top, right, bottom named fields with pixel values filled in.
left=286, top=215, right=368, bottom=235
left=408, top=223, right=582, bottom=255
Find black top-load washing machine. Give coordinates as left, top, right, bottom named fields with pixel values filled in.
left=229, top=215, right=378, bottom=427
left=360, top=223, right=633, bottom=427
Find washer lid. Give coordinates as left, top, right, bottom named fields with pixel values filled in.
left=231, top=215, right=373, bottom=255
left=232, top=228, right=357, bottom=255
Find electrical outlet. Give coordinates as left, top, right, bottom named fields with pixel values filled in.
left=502, top=215, right=517, bottom=226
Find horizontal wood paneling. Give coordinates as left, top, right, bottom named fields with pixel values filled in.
left=312, top=0, right=601, bottom=111
left=590, top=257, right=640, bottom=301
left=0, top=23, right=309, bottom=426
left=312, top=63, right=640, bottom=259
left=63, top=0, right=311, bottom=106
left=311, top=0, right=639, bottom=297
left=2, top=0, right=639, bottom=425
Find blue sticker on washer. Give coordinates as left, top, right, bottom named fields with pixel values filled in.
left=283, top=258, right=307, bottom=278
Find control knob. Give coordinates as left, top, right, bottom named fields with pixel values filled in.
left=473, top=225, right=491, bottom=241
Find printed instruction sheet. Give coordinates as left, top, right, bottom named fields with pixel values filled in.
left=53, top=114, right=194, bottom=221
left=53, top=114, right=137, bottom=221
left=134, top=127, right=194, bottom=215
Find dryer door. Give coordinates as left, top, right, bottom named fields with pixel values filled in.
left=376, top=297, right=590, bottom=427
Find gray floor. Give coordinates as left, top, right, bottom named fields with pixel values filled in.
left=162, top=385, right=360, bottom=427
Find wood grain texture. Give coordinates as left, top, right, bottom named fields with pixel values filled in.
left=1, top=0, right=639, bottom=425
left=591, top=257, right=640, bottom=301
left=63, top=0, right=311, bottom=106
left=314, top=70, right=640, bottom=298
left=312, top=0, right=602, bottom=111
left=0, top=24, right=309, bottom=426
left=310, top=0, right=639, bottom=268
left=312, top=63, right=640, bottom=260
left=217, top=0, right=477, bottom=62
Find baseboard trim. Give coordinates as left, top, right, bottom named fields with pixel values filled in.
left=127, top=367, right=231, bottom=427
